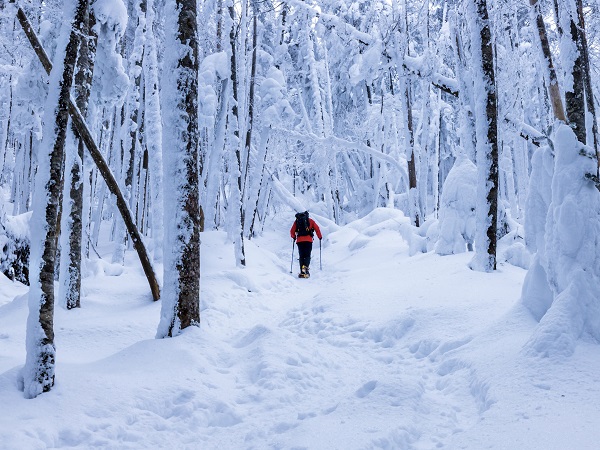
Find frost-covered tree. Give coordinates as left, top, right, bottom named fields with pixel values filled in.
left=522, top=124, right=600, bottom=356
left=156, top=0, right=201, bottom=337
left=521, top=0, right=600, bottom=356
left=468, top=0, right=499, bottom=272
left=22, top=0, right=88, bottom=398
left=143, top=0, right=164, bottom=262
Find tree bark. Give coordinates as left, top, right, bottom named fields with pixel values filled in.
left=62, top=3, right=96, bottom=310
left=157, top=0, right=201, bottom=337
left=171, top=0, right=200, bottom=331
left=23, top=0, right=86, bottom=398
left=473, top=0, right=499, bottom=271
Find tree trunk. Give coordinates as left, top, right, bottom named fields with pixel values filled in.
left=575, top=0, right=599, bottom=165
left=143, top=0, right=164, bottom=261
left=530, top=0, right=566, bottom=122
left=61, top=3, right=96, bottom=310
left=399, top=3, right=421, bottom=226
left=23, top=0, right=86, bottom=398
left=554, top=0, right=586, bottom=144
left=471, top=0, right=499, bottom=271
left=156, top=0, right=200, bottom=337
left=1, top=74, right=13, bottom=185
left=242, top=3, right=258, bottom=201
left=228, top=3, right=246, bottom=267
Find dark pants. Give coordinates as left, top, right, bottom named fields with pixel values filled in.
left=297, top=241, right=313, bottom=271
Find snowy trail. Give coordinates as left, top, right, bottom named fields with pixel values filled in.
left=192, top=210, right=520, bottom=448
left=4, top=209, right=600, bottom=449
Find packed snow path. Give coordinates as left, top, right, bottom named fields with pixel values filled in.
left=2, top=209, right=600, bottom=449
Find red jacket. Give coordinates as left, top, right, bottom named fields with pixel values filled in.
left=291, top=218, right=322, bottom=243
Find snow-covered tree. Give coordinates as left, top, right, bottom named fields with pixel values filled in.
left=467, top=0, right=499, bottom=272
left=156, top=0, right=201, bottom=337
left=22, top=0, right=88, bottom=398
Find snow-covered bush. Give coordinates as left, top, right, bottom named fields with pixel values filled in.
left=434, top=156, right=477, bottom=255
left=522, top=124, right=600, bottom=356
left=0, top=211, right=31, bottom=284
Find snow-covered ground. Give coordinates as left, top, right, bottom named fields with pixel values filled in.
left=1, top=208, right=600, bottom=449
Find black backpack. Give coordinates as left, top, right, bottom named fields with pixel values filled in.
left=295, top=211, right=312, bottom=237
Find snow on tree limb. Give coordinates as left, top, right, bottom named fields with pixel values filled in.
left=402, top=55, right=460, bottom=97
left=281, top=0, right=541, bottom=149
left=273, top=128, right=409, bottom=186
left=266, top=168, right=307, bottom=213
left=282, top=0, right=374, bottom=45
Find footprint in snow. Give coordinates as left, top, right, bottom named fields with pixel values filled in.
left=355, top=380, right=377, bottom=398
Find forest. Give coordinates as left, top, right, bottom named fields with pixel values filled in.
left=0, top=0, right=599, bottom=405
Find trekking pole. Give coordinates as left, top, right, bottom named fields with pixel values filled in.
left=319, top=239, right=322, bottom=270
left=290, top=240, right=295, bottom=273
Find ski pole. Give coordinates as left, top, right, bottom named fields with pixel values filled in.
left=290, top=240, right=295, bottom=273
left=319, top=239, right=322, bottom=270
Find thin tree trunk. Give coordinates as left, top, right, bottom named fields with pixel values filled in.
left=530, top=0, right=566, bottom=122
left=143, top=0, right=164, bottom=260
left=242, top=3, right=257, bottom=198
left=229, top=3, right=246, bottom=267
left=575, top=0, right=599, bottom=165
left=1, top=74, right=13, bottom=184
left=398, top=1, right=420, bottom=226
left=248, top=128, right=269, bottom=238
left=472, top=0, right=499, bottom=271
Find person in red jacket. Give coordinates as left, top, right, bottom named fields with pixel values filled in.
left=290, top=211, right=322, bottom=278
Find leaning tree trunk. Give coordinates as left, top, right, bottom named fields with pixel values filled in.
left=156, top=0, right=201, bottom=337
left=470, top=0, right=499, bottom=272
left=22, top=0, right=86, bottom=398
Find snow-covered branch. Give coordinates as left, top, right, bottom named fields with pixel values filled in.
left=273, top=128, right=408, bottom=182
left=282, top=0, right=375, bottom=45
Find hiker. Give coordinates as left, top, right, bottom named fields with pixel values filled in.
left=290, top=211, right=322, bottom=278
